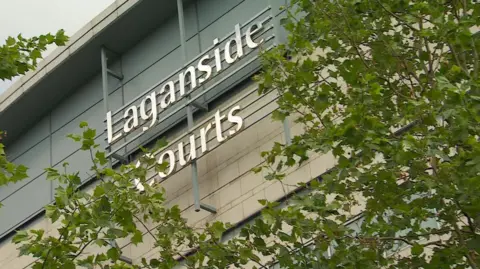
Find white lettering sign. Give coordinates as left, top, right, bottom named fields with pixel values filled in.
left=134, top=105, right=243, bottom=191
left=106, top=21, right=264, bottom=144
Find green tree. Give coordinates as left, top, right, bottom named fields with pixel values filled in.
left=250, top=0, right=480, bottom=268
left=0, top=30, right=68, bottom=205
left=8, top=0, right=480, bottom=268
left=10, top=122, right=246, bottom=269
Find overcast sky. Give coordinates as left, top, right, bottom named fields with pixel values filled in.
left=0, top=0, right=114, bottom=93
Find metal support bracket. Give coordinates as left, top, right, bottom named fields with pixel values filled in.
left=101, top=46, right=125, bottom=167
left=200, top=203, right=217, bottom=213
left=107, top=68, right=124, bottom=80
left=192, top=101, right=208, bottom=111
left=106, top=239, right=132, bottom=264
left=119, top=256, right=133, bottom=265
left=111, top=153, right=128, bottom=163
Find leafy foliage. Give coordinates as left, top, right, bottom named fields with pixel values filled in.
left=0, top=131, right=28, bottom=195
left=6, top=0, right=480, bottom=268
left=0, top=30, right=68, bottom=80
left=0, top=29, right=68, bottom=207
left=252, top=0, right=480, bottom=268
left=10, top=122, right=268, bottom=269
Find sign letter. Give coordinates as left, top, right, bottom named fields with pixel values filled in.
left=158, top=150, right=176, bottom=178
left=106, top=111, right=122, bottom=144
left=227, top=105, right=243, bottom=135
left=246, top=22, right=264, bottom=49
left=123, top=105, right=139, bottom=133
left=225, top=24, right=244, bottom=64
left=140, top=92, right=157, bottom=131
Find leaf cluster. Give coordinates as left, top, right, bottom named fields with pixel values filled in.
left=0, top=30, right=68, bottom=81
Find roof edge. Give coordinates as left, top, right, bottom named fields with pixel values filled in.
left=0, top=0, right=141, bottom=112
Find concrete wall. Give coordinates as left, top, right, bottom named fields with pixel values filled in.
left=0, top=0, right=288, bottom=239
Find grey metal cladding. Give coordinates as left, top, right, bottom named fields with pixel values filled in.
left=0, top=174, right=51, bottom=236
left=108, top=89, right=127, bottom=117
left=122, top=46, right=184, bottom=104
left=0, top=0, right=287, bottom=239
left=50, top=71, right=122, bottom=134
left=5, top=116, right=50, bottom=161
left=0, top=138, right=50, bottom=201
left=196, top=0, right=243, bottom=30
left=198, top=0, right=267, bottom=50
left=120, top=16, right=182, bottom=86
left=50, top=75, right=104, bottom=133
left=51, top=101, right=104, bottom=164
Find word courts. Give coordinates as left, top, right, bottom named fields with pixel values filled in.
left=134, top=105, right=243, bottom=190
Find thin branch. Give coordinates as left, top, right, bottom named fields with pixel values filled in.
left=276, top=63, right=325, bottom=126
left=448, top=44, right=471, bottom=79
left=453, top=200, right=476, bottom=234
left=453, top=221, right=479, bottom=269
left=420, top=22, right=435, bottom=86
left=471, top=38, right=478, bottom=80
left=133, top=214, right=158, bottom=241
left=73, top=234, right=102, bottom=260
left=42, top=187, right=80, bottom=268
left=400, top=59, right=425, bottom=93
left=206, top=229, right=269, bottom=269
left=374, top=0, right=419, bottom=33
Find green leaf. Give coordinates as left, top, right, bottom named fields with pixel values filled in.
left=67, top=134, right=82, bottom=142
left=251, top=166, right=262, bottom=173
left=30, top=49, right=41, bottom=59
left=95, top=151, right=108, bottom=166
left=258, top=199, right=268, bottom=206
left=411, top=243, right=424, bottom=256
left=131, top=230, right=143, bottom=245
left=210, top=222, right=225, bottom=239
left=95, top=239, right=107, bottom=247
left=155, top=137, right=168, bottom=151
left=107, top=247, right=120, bottom=261
left=6, top=37, right=15, bottom=46
left=467, top=237, right=480, bottom=253
left=272, top=110, right=287, bottom=121
left=63, top=260, right=75, bottom=269
left=94, top=253, right=108, bottom=263
left=436, top=76, right=455, bottom=91
left=12, top=231, right=29, bottom=244
left=45, top=204, right=60, bottom=223
left=93, top=186, right=105, bottom=197
left=83, top=128, right=96, bottom=140
left=150, top=258, right=161, bottom=267
left=107, top=227, right=125, bottom=238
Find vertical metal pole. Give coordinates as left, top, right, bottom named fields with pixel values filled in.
left=268, top=1, right=292, bottom=145
left=177, top=0, right=188, bottom=61
left=187, top=106, right=201, bottom=212
left=177, top=0, right=201, bottom=212
left=102, top=48, right=131, bottom=262
left=101, top=47, right=110, bottom=117
left=100, top=47, right=113, bottom=167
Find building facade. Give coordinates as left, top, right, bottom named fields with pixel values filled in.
left=0, top=0, right=430, bottom=268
